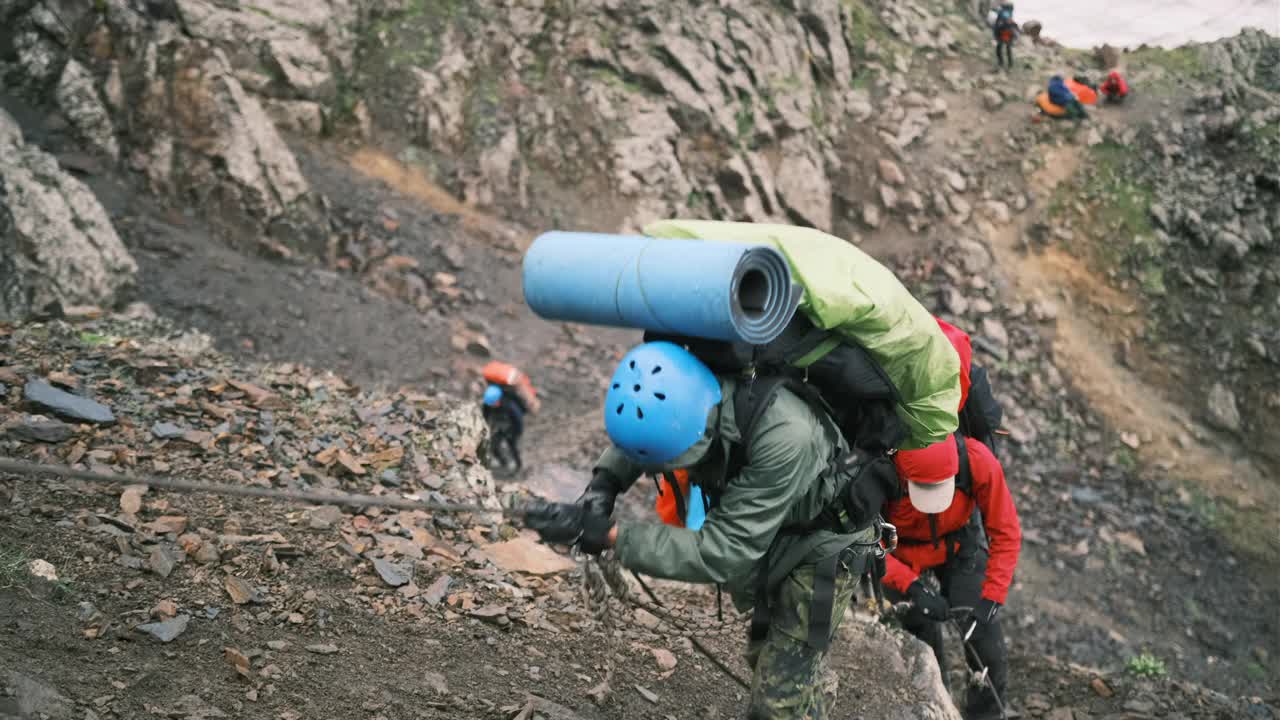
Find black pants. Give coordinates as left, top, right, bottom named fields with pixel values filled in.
left=995, top=41, right=1013, bottom=68
left=491, top=430, right=522, bottom=470
left=885, top=532, right=1008, bottom=718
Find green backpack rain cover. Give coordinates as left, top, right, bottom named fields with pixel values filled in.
left=643, top=219, right=960, bottom=450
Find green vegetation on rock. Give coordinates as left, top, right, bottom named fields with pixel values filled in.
left=1127, top=653, right=1169, bottom=678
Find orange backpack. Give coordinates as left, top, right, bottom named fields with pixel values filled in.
left=481, top=361, right=540, bottom=413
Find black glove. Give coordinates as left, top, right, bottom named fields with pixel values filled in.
left=578, top=511, right=615, bottom=556
left=971, top=598, right=1001, bottom=626
left=576, top=469, right=623, bottom=518
left=907, top=580, right=950, bottom=621
left=523, top=501, right=615, bottom=555
left=524, top=501, right=584, bottom=545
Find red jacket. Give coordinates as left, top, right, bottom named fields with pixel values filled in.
left=882, top=437, right=1022, bottom=604
left=1101, top=72, right=1129, bottom=98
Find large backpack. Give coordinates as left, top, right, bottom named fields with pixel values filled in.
left=646, top=310, right=906, bottom=454
left=643, top=309, right=907, bottom=525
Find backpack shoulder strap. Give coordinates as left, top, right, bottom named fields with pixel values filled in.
left=954, top=433, right=973, bottom=495
left=728, top=376, right=790, bottom=475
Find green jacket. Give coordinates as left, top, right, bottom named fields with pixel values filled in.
left=599, top=377, right=877, bottom=610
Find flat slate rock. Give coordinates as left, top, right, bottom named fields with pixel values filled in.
left=482, top=537, right=576, bottom=576
left=151, top=421, right=186, bottom=439
left=136, top=614, right=190, bottom=642
left=5, top=416, right=74, bottom=443
left=372, top=557, right=412, bottom=587
left=23, top=380, right=115, bottom=425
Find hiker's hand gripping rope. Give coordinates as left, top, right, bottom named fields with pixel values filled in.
left=522, top=501, right=614, bottom=554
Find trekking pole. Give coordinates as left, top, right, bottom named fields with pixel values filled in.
left=948, top=607, right=1010, bottom=720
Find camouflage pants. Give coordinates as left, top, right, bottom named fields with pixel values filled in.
left=745, top=564, right=858, bottom=719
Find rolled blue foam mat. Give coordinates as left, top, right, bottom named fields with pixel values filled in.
left=522, top=232, right=799, bottom=344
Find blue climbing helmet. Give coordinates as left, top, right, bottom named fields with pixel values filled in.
left=483, top=384, right=504, bottom=407
left=604, top=342, right=723, bottom=466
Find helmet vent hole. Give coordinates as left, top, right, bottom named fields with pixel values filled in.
left=654, top=392, right=666, bottom=400
left=612, top=383, right=620, bottom=390
left=633, top=384, right=641, bottom=392
left=651, top=366, right=662, bottom=374
left=615, top=403, right=624, bottom=415
left=636, top=406, right=644, bottom=419
left=629, top=360, right=636, bottom=370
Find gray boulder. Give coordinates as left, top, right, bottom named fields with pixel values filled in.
left=56, top=59, right=120, bottom=160
left=0, top=109, right=137, bottom=320
left=1206, top=382, right=1243, bottom=432
left=829, top=616, right=963, bottom=719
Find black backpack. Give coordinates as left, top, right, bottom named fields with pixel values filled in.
left=643, top=312, right=907, bottom=530
left=645, top=312, right=908, bottom=457
left=953, top=360, right=1004, bottom=495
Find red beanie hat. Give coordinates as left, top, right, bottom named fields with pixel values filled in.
left=894, top=437, right=960, bottom=484
left=895, top=437, right=960, bottom=514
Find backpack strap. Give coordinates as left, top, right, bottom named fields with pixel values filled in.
left=662, top=472, right=687, bottom=526
left=727, top=375, right=793, bottom=478
left=955, top=433, right=973, bottom=496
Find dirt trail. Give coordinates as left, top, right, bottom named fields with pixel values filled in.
left=912, top=59, right=1260, bottom=501
left=347, top=149, right=526, bottom=252
left=985, top=145, right=1279, bottom=519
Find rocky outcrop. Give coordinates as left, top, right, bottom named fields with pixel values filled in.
left=128, top=39, right=312, bottom=228
left=0, top=108, right=137, bottom=321
left=55, top=59, right=120, bottom=161
left=833, top=617, right=964, bottom=720
left=174, top=0, right=357, bottom=106
left=0, top=0, right=326, bottom=251
left=353, top=0, right=977, bottom=233
left=1202, top=28, right=1280, bottom=97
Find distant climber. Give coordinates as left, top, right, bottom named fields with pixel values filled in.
left=482, top=384, right=524, bottom=473
left=880, top=436, right=1022, bottom=720
left=1072, top=73, right=1098, bottom=92
left=526, top=341, right=895, bottom=718
left=1046, top=74, right=1089, bottom=120
left=989, top=2, right=1019, bottom=70
left=479, top=361, right=539, bottom=474
left=1100, top=70, right=1130, bottom=103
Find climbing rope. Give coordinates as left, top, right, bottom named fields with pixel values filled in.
left=582, top=554, right=753, bottom=690
left=584, top=553, right=749, bottom=638
left=0, top=458, right=509, bottom=515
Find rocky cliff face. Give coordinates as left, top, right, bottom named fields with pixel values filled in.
left=1, top=0, right=327, bottom=251
left=0, top=0, right=977, bottom=310
left=346, top=0, right=971, bottom=233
